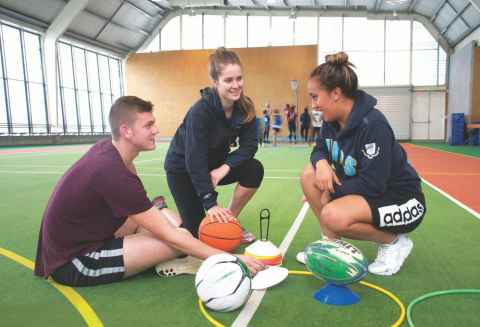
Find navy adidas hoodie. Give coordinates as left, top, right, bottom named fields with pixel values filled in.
left=310, top=90, right=421, bottom=199
left=165, top=87, right=258, bottom=209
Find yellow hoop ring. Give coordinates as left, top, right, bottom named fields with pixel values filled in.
left=198, top=270, right=406, bottom=327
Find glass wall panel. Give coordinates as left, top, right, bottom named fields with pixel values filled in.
left=204, top=15, right=224, bottom=49
left=271, top=17, right=294, bottom=46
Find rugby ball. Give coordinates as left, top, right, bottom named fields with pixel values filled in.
left=305, top=239, right=368, bottom=285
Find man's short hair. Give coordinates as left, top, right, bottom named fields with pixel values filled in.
left=109, top=96, right=153, bottom=140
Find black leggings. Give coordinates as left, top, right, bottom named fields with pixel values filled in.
left=166, top=158, right=264, bottom=237
left=288, top=122, right=296, bottom=142
left=300, top=125, right=309, bottom=142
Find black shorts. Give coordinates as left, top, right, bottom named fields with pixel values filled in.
left=51, top=238, right=125, bottom=287
left=366, top=188, right=426, bottom=234
left=167, top=158, right=264, bottom=237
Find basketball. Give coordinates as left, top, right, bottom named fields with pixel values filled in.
left=305, top=239, right=368, bottom=285
left=195, top=253, right=252, bottom=312
left=198, top=216, right=242, bottom=252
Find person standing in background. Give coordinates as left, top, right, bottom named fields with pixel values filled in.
left=263, top=108, right=271, bottom=144
left=271, top=109, right=282, bottom=147
left=310, top=106, right=323, bottom=144
left=300, top=107, right=311, bottom=143
left=286, top=105, right=298, bottom=144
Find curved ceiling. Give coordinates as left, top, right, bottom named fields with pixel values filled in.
left=0, top=0, right=478, bottom=57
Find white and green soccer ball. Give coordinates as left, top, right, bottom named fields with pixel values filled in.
left=195, top=253, right=252, bottom=312
left=305, top=239, right=368, bottom=285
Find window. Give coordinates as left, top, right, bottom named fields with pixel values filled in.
left=294, top=17, right=318, bottom=46
left=0, top=82, right=7, bottom=134
left=8, top=80, right=28, bottom=133
left=203, top=15, right=224, bottom=49
left=0, top=25, right=48, bottom=134
left=2, top=25, right=24, bottom=80
left=318, top=17, right=343, bottom=53
left=385, top=20, right=411, bottom=86
left=412, top=22, right=444, bottom=86
left=182, top=15, right=202, bottom=50
left=57, top=42, right=123, bottom=134
left=248, top=16, right=270, bottom=47
left=161, top=16, right=181, bottom=51
left=271, top=17, right=294, bottom=46
left=226, top=16, right=247, bottom=48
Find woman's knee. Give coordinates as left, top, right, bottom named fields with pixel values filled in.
left=300, top=165, right=315, bottom=188
left=319, top=204, right=348, bottom=233
left=241, top=158, right=264, bottom=188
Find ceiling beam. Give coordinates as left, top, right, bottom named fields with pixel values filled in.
left=431, top=0, right=448, bottom=22
left=124, top=0, right=155, bottom=18
left=441, top=3, right=471, bottom=35
left=408, top=0, right=419, bottom=12
left=447, top=1, right=471, bottom=29
left=146, top=0, right=170, bottom=11
left=469, top=0, right=480, bottom=13
left=454, top=21, right=480, bottom=47
left=94, top=1, right=125, bottom=40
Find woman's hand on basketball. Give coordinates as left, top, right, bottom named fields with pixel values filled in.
left=314, top=160, right=341, bottom=193
left=210, top=164, right=231, bottom=188
left=207, top=206, right=233, bottom=223
left=236, top=255, right=266, bottom=276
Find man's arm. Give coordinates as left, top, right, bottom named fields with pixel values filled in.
left=130, top=207, right=223, bottom=260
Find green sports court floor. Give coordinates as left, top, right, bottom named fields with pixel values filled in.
left=1, top=142, right=479, bottom=326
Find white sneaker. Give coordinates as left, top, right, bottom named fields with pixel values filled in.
left=155, top=256, right=203, bottom=277
left=296, top=251, right=306, bottom=265
left=368, top=235, right=413, bottom=276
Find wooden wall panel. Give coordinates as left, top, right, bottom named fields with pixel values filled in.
left=472, top=47, right=480, bottom=122
left=126, top=46, right=317, bottom=137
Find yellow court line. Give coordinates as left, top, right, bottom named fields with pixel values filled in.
left=199, top=270, right=405, bottom=327
left=0, top=247, right=104, bottom=327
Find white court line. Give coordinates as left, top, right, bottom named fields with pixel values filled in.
left=135, top=158, right=164, bottom=164
left=411, top=144, right=480, bottom=160
left=0, top=169, right=299, bottom=180
left=232, top=202, right=310, bottom=327
left=0, top=151, right=85, bottom=159
left=421, top=178, right=480, bottom=220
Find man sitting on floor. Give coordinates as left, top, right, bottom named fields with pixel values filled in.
left=34, top=96, right=264, bottom=287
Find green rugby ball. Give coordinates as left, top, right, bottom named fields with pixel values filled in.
left=305, top=239, right=368, bottom=285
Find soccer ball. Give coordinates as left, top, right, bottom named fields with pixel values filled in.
left=305, top=239, right=368, bottom=285
left=195, top=253, right=252, bottom=312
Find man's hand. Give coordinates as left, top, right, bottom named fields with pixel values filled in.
left=314, top=160, right=342, bottom=193
left=236, top=255, right=266, bottom=276
left=210, top=164, right=231, bottom=188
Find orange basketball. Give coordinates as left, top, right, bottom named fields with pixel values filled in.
left=198, top=216, right=242, bottom=252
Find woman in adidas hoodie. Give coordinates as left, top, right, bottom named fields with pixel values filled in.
left=164, top=47, right=263, bottom=242
left=300, top=52, right=426, bottom=276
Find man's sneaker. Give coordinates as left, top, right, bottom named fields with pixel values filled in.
left=241, top=229, right=256, bottom=244
left=152, top=195, right=168, bottom=210
left=296, top=251, right=306, bottom=265
left=368, top=235, right=413, bottom=276
left=155, top=256, right=202, bottom=277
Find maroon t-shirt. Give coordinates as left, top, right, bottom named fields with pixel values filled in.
left=34, top=138, right=153, bottom=277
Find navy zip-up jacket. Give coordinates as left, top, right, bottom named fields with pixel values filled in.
left=310, top=90, right=421, bottom=199
left=165, top=88, right=258, bottom=209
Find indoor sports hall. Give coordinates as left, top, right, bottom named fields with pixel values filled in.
left=0, top=1, right=479, bottom=326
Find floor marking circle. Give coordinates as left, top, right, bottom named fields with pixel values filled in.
left=199, top=270, right=406, bottom=327
left=0, top=247, right=104, bottom=327
left=407, top=289, right=480, bottom=327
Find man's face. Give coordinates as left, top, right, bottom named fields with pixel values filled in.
left=124, top=111, right=158, bottom=151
